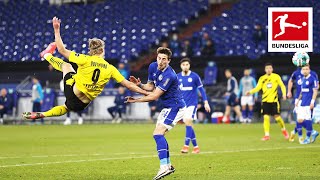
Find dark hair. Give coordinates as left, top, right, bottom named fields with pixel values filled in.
left=31, top=76, right=38, bottom=80
left=157, top=47, right=172, bottom=59
left=180, top=57, right=191, bottom=64
left=225, top=69, right=232, bottom=73
left=265, top=62, right=273, bottom=67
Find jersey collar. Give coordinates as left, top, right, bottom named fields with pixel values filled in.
left=181, top=70, right=192, bottom=76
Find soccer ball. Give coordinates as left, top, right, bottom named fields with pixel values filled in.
left=292, top=51, right=310, bottom=67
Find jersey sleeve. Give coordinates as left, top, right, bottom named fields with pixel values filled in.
left=110, top=65, right=125, bottom=83
left=289, top=71, right=296, bottom=81
left=194, top=73, right=203, bottom=88
left=312, top=77, right=318, bottom=89
left=147, top=63, right=156, bottom=83
left=68, top=51, right=87, bottom=65
left=156, top=74, right=173, bottom=91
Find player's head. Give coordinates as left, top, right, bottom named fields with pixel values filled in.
left=301, top=64, right=310, bottom=77
left=156, top=47, right=172, bottom=71
left=0, top=88, right=7, bottom=97
left=118, top=86, right=125, bottom=94
left=264, top=63, right=273, bottom=75
left=284, top=14, right=288, bottom=18
left=225, top=69, right=232, bottom=78
left=88, top=38, right=105, bottom=57
left=180, top=58, right=191, bottom=73
left=244, top=68, right=251, bottom=76
left=31, top=76, right=39, bottom=84
left=118, top=62, right=125, bottom=70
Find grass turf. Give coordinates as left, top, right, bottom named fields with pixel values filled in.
left=0, top=123, right=319, bottom=179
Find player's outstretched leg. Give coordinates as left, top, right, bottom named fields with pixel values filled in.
left=23, top=105, right=68, bottom=120
left=40, top=42, right=65, bottom=72
left=261, top=115, right=271, bottom=141
left=274, top=115, right=289, bottom=139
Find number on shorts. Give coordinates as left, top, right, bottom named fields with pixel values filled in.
left=92, top=69, right=100, bottom=84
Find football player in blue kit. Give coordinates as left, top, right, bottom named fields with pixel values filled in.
left=287, top=66, right=319, bottom=142
left=177, top=58, right=211, bottom=154
left=127, top=47, right=186, bottom=180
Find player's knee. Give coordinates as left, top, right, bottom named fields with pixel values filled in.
left=297, top=119, right=304, bottom=123
left=62, top=63, right=72, bottom=70
left=184, top=119, right=193, bottom=126
left=153, top=124, right=167, bottom=135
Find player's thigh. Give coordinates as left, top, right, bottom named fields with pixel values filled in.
left=156, top=107, right=186, bottom=131
left=62, top=63, right=76, bottom=78
left=297, top=106, right=312, bottom=120
left=261, top=102, right=272, bottom=115
left=183, top=106, right=197, bottom=122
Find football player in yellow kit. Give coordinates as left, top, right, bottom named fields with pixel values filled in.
left=23, top=17, right=149, bottom=120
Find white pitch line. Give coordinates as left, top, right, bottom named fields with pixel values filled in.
left=0, top=145, right=319, bottom=168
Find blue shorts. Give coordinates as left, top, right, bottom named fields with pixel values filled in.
left=227, top=93, right=238, bottom=107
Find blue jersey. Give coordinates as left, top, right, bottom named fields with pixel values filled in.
left=301, top=74, right=318, bottom=106
left=177, top=71, right=207, bottom=106
left=148, top=62, right=158, bottom=84
left=290, top=69, right=319, bottom=99
left=154, top=65, right=186, bottom=108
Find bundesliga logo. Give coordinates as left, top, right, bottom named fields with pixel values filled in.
left=268, top=7, right=313, bottom=52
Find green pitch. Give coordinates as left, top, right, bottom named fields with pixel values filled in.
left=0, top=123, right=319, bottom=179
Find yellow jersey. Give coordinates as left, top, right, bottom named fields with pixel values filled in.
left=69, top=51, right=125, bottom=100
left=249, top=73, right=286, bottom=103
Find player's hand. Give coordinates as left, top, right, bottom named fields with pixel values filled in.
left=287, top=92, right=292, bottom=99
left=295, top=101, right=299, bottom=107
left=310, top=103, right=315, bottom=110
left=40, top=100, right=43, bottom=105
left=254, top=97, right=258, bottom=102
left=204, top=102, right=211, bottom=113
left=129, top=76, right=141, bottom=86
left=282, top=96, right=287, bottom=101
left=235, top=98, right=239, bottom=103
left=245, top=91, right=250, bottom=96
left=52, top=16, right=61, bottom=30
left=0, top=105, right=3, bottom=109
left=125, top=96, right=136, bottom=103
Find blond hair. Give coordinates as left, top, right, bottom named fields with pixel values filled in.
left=88, top=38, right=105, bottom=56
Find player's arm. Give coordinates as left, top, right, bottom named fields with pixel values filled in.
left=274, top=16, right=280, bottom=22
left=195, top=74, right=210, bottom=112
left=110, top=65, right=149, bottom=96
left=311, top=79, right=318, bottom=109
left=287, top=79, right=293, bottom=98
left=198, top=86, right=211, bottom=113
left=247, top=77, right=262, bottom=95
left=126, top=88, right=164, bottom=103
left=52, top=17, right=71, bottom=59
left=311, top=89, right=318, bottom=109
left=252, top=78, right=258, bottom=100
left=278, top=75, right=287, bottom=100
left=129, top=76, right=155, bottom=91
left=120, top=79, right=150, bottom=96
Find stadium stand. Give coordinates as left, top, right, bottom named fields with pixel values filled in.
left=183, top=0, right=320, bottom=59
left=0, top=0, right=208, bottom=61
